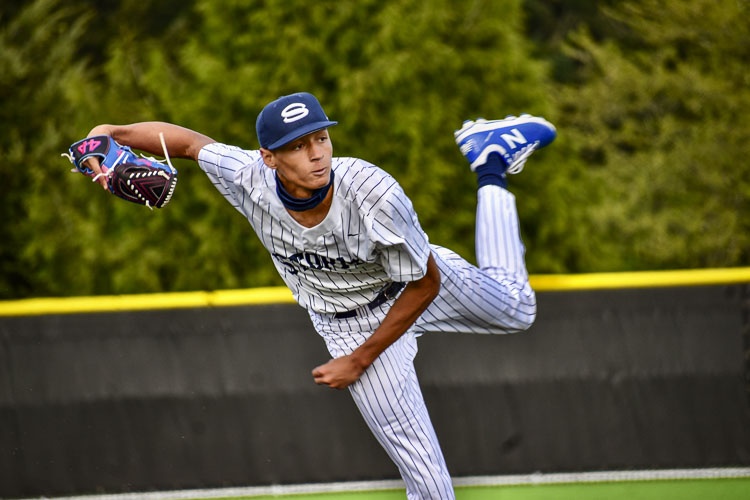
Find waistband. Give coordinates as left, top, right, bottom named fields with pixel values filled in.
left=332, top=281, right=406, bottom=319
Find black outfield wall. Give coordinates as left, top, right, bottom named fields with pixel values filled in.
left=1, top=285, right=749, bottom=497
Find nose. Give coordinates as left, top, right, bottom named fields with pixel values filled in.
left=309, top=141, right=324, bottom=161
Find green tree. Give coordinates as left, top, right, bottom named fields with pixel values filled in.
left=4, top=0, right=747, bottom=299
left=0, top=0, right=99, bottom=298
left=549, top=0, right=750, bottom=270
left=109, top=0, right=554, bottom=289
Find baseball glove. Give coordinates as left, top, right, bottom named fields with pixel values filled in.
left=63, top=134, right=177, bottom=209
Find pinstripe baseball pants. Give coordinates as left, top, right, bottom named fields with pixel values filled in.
left=310, top=186, right=536, bottom=499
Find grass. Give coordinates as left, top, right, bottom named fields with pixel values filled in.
left=197, top=477, right=750, bottom=500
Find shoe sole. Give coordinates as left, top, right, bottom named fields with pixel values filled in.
left=454, top=115, right=556, bottom=143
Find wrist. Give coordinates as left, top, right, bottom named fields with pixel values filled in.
left=88, top=124, right=115, bottom=138
left=349, top=348, right=374, bottom=372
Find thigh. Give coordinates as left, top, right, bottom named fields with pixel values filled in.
left=415, top=246, right=537, bottom=334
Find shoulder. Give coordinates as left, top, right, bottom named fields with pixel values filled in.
left=198, top=142, right=262, bottom=169
left=197, top=142, right=268, bottom=183
left=333, top=157, right=401, bottom=214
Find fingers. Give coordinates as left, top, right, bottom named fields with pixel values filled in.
left=311, top=358, right=361, bottom=390
left=83, top=157, right=109, bottom=190
left=311, top=363, right=346, bottom=389
left=311, top=365, right=331, bottom=386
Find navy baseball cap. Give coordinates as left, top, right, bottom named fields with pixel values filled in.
left=256, top=92, right=338, bottom=150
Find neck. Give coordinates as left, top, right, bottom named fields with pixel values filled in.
left=284, top=183, right=334, bottom=228
left=275, top=171, right=334, bottom=212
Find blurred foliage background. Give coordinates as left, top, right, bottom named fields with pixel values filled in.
left=1, top=0, right=748, bottom=299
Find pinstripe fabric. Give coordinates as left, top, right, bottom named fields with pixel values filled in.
left=415, top=186, right=536, bottom=335
left=310, top=313, right=454, bottom=499
left=350, top=335, right=454, bottom=500
left=309, top=186, right=536, bottom=499
left=198, top=143, right=430, bottom=314
left=199, top=143, right=536, bottom=500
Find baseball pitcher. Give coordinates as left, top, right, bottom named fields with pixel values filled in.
left=70, top=92, right=555, bottom=499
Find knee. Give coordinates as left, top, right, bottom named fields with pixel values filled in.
left=517, top=305, right=536, bottom=331
left=502, top=296, right=537, bottom=333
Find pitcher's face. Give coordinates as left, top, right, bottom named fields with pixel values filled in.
left=261, top=129, right=333, bottom=197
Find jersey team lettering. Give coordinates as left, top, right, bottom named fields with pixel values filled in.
left=272, top=251, right=362, bottom=275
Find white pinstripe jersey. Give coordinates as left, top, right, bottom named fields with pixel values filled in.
left=198, top=142, right=431, bottom=314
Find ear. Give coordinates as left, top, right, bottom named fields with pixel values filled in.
left=260, top=148, right=276, bottom=169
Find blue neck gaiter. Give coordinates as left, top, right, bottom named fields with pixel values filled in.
left=275, top=171, right=334, bottom=212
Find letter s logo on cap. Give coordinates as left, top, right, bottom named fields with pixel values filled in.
left=281, top=103, right=309, bottom=123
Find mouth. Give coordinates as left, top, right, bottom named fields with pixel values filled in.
left=311, top=166, right=329, bottom=177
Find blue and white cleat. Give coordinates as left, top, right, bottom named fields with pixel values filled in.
left=454, top=114, right=556, bottom=173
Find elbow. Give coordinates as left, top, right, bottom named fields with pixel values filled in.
left=422, top=275, right=440, bottom=307
left=429, top=271, right=441, bottom=302
left=406, top=254, right=441, bottom=307
left=425, top=253, right=441, bottom=302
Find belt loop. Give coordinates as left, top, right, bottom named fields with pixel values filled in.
left=356, top=305, right=367, bottom=320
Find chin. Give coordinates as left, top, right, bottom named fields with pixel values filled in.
left=310, top=169, right=331, bottom=186
left=310, top=177, right=330, bottom=191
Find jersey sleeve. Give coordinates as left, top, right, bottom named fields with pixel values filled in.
left=370, top=184, right=431, bottom=283
left=197, top=142, right=262, bottom=209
